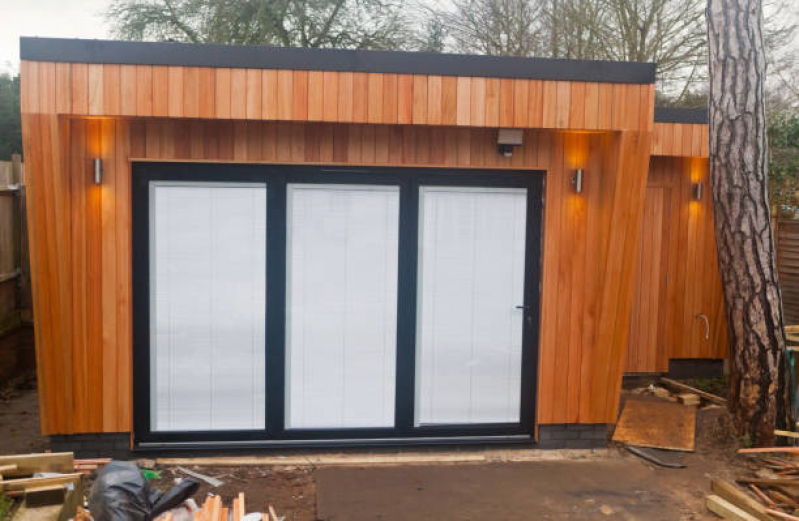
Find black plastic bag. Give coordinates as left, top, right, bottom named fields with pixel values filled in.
left=88, top=461, right=199, bottom=521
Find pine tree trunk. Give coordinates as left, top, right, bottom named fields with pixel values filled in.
left=707, top=0, right=790, bottom=445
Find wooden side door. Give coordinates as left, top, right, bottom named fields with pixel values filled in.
left=626, top=186, right=672, bottom=373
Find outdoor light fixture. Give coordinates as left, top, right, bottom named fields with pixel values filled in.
left=693, top=182, right=703, bottom=201
left=497, top=129, right=523, bottom=157
left=93, top=158, right=103, bottom=185
left=572, top=169, right=584, bottom=193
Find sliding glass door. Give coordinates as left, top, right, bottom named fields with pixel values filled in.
left=415, top=187, right=528, bottom=426
left=133, top=164, right=542, bottom=446
left=149, top=182, right=267, bottom=431
left=285, top=184, right=400, bottom=429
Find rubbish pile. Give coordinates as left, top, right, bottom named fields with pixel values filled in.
left=707, top=448, right=799, bottom=521
left=0, top=452, right=85, bottom=520
left=0, top=453, right=282, bottom=521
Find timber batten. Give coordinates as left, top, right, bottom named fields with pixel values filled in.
left=20, top=38, right=719, bottom=443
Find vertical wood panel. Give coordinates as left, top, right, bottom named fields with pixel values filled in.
left=291, top=71, right=308, bottom=121
left=38, top=63, right=56, bottom=115
left=541, top=81, right=557, bottom=128
left=198, top=68, right=216, bottom=119
left=307, top=71, right=324, bottom=121
left=135, top=66, right=152, bottom=116
left=441, top=76, right=457, bottom=126
left=87, top=65, right=103, bottom=116
left=262, top=70, right=278, bottom=120
left=119, top=65, right=136, bottom=116
left=246, top=69, right=262, bottom=120
left=167, top=67, right=184, bottom=118
left=331, top=72, right=349, bottom=123
left=427, top=76, right=442, bottom=125
left=152, top=66, right=169, bottom=117
left=513, top=80, right=529, bottom=128
left=367, top=73, right=384, bottom=124
left=499, top=79, right=514, bottom=127
left=352, top=73, right=369, bottom=123
left=177, top=67, right=198, bottom=118
left=383, top=73, right=399, bottom=125
left=398, top=75, right=414, bottom=125
left=231, top=69, right=247, bottom=119
left=470, top=77, right=486, bottom=127
left=215, top=68, right=232, bottom=119
left=322, top=72, right=340, bottom=122
left=55, top=63, right=72, bottom=114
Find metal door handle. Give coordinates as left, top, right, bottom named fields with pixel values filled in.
left=515, top=305, right=531, bottom=310
left=695, top=313, right=710, bottom=341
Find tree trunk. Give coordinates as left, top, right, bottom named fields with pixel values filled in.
left=707, top=0, right=790, bottom=446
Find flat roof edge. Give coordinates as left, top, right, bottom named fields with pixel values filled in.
left=654, top=107, right=708, bottom=124
left=20, top=37, right=657, bottom=85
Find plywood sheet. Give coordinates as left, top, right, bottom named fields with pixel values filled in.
left=612, top=396, right=696, bottom=451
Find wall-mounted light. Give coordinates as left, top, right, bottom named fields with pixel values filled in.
left=571, top=169, right=584, bottom=193
left=93, top=158, right=103, bottom=185
left=693, top=182, right=703, bottom=201
left=497, top=129, right=523, bottom=157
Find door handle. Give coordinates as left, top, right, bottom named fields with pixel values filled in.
left=516, top=305, right=533, bottom=327
left=695, top=313, right=710, bottom=341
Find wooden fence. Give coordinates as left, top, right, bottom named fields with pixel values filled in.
left=777, top=219, right=799, bottom=327
left=0, top=155, right=30, bottom=336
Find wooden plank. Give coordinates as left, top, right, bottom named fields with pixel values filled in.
left=568, top=82, right=586, bottom=129
left=231, top=68, right=247, bottom=119
left=307, top=71, right=323, bottom=121
left=262, top=69, right=278, bottom=120
left=167, top=67, right=184, bottom=118
left=554, top=81, right=571, bottom=128
left=71, top=64, right=89, bottom=115
left=0, top=453, right=73, bottom=478
left=215, top=68, right=232, bottom=119
left=245, top=69, right=262, bottom=120
left=367, top=73, right=384, bottom=124
left=135, top=65, right=153, bottom=116
left=470, top=77, right=486, bottom=127
left=513, top=79, right=528, bottom=128
left=352, top=72, right=369, bottom=123
left=527, top=80, right=543, bottom=128
left=87, top=65, right=103, bottom=116
left=485, top=78, right=500, bottom=127
left=659, top=378, right=727, bottom=405
left=383, top=73, right=399, bottom=125
left=439, top=76, right=456, bottom=126
left=119, top=65, right=136, bottom=116
left=0, top=473, right=82, bottom=493
left=38, top=63, right=56, bottom=114
left=316, top=71, right=339, bottom=123
left=706, top=495, right=760, bottom=521
left=426, top=76, right=441, bottom=125
left=397, top=74, right=413, bottom=125
left=152, top=66, right=169, bottom=117
left=291, top=70, right=308, bottom=121
left=710, top=480, right=772, bottom=521
left=411, top=75, right=427, bottom=125
left=198, top=67, right=216, bottom=119
left=183, top=67, right=200, bottom=118
left=55, top=63, right=72, bottom=115
left=499, top=79, right=514, bottom=127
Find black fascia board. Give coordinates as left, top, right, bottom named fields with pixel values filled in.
left=20, top=37, right=656, bottom=85
left=654, top=107, right=708, bottom=124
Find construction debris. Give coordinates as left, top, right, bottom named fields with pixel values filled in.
left=0, top=452, right=83, bottom=520
left=678, top=393, right=701, bottom=406
left=153, top=493, right=282, bottom=521
left=613, top=396, right=697, bottom=451
left=659, top=377, right=727, bottom=405
left=177, top=466, right=224, bottom=488
left=707, top=453, right=799, bottom=520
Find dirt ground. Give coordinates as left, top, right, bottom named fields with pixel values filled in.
left=0, top=345, right=750, bottom=520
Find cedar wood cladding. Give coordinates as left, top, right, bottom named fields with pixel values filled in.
left=19, top=38, right=715, bottom=436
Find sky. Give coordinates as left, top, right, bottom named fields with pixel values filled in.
left=0, top=0, right=110, bottom=73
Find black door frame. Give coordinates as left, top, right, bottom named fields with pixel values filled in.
left=132, top=162, right=544, bottom=448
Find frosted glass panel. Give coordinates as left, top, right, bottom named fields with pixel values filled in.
left=415, top=186, right=527, bottom=425
left=286, top=184, right=399, bottom=429
left=150, top=182, right=266, bottom=432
